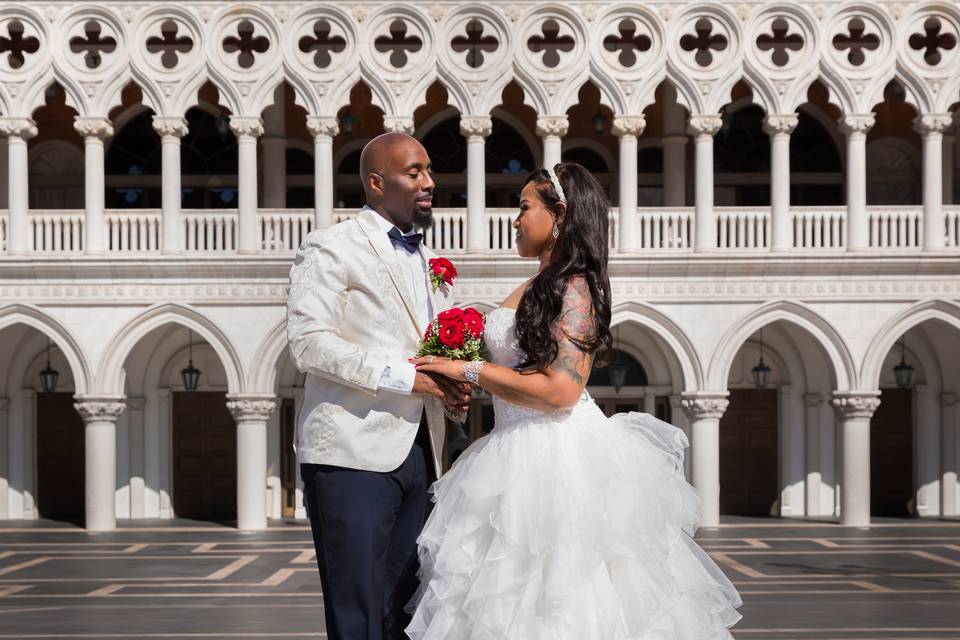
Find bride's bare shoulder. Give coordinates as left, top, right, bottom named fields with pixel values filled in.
left=500, top=276, right=535, bottom=310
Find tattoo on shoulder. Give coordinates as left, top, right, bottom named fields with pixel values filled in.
left=549, top=276, right=597, bottom=384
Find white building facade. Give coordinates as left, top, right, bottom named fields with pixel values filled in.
left=0, top=0, right=959, bottom=531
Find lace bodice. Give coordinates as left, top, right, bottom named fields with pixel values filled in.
left=483, top=307, right=595, bottom=428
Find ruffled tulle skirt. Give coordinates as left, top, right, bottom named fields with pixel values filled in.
left=405, top=400, right=743, bottom=639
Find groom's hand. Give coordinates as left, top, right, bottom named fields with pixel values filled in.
left=413, top=372, right=470, bottom=412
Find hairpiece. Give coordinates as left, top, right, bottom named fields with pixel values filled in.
left=546, top=165, right=566, bottom=204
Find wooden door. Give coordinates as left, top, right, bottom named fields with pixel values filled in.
left=36, top=392, right=85, bottom=521
left=719, top=389, right=779, bottom=516
left=871, top=388, right=913, bottom=517
left=172, top=392, right=236, bottom=521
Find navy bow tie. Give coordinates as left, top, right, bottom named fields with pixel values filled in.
left=387, top=226, right=423, bottom=254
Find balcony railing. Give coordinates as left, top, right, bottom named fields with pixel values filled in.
left=0, top=206, right=958, bottom=255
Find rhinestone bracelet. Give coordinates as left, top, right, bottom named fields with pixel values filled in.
left=463, top=360, right=485, bottom=385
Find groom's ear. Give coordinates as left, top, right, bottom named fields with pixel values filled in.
left=366, top=171, right=385, bottom=197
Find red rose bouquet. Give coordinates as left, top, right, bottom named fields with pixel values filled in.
left=428, top=257, right=457, bottom=292
left=417, top=307, right=487, bottom=361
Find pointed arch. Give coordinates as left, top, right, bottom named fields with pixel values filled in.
left=0, top=304, right=92, bottom=395
left=708, top=300, right=856, bottom=391
left=610, top=301, right=704, bottom=391
left=861, top=299, right=960, bottom=390
left=96, top=303, right=244, bottom=395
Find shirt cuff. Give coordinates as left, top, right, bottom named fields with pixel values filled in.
left=378, top=360, right=417, bottom=395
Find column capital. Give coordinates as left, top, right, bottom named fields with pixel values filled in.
left=306, top=116, right=339, bottom=139
left=74, top=397, right=126, bottom=423
left=913, top=113, right=954, bottom=135
left=73, top=117, right=114, bottom=140
left=535, top=114, right=569, bottom=139
left=383, top=115, right=414, bottom=134
left=838, top=114, right=875, bottom=136
left=459, top=114, right=492, bottom=138
left=152, top=116, right=189, bottom=139
left=942, top=391, right=958, bottom=407
left=686, top=114, right=723, bottom=137
left=831, top=391, right=881, bottom=420
left=229, top=116, right=264, bottom=138
left=226, top=395, right=278, bottom=422
left=763, top=113, right=799, bottom=137
left=680, top=393, right=729, bottom=420
left=612, top=115, right=645, bottom=138
left=0, top=117, right=37, bottom=139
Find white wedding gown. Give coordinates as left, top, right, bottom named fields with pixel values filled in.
left=405, top=307, right=743, bottom=639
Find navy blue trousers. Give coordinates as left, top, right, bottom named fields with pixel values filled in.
left=301, top=424, right=434, bottom=640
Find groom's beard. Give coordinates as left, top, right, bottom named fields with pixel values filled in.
left=413, top=205, right=433, bottom=230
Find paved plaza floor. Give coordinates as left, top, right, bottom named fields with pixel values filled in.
left=0, top=516, right=958, bottom=639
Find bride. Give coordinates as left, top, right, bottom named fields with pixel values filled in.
left=407, top=162, right=742, bottom=639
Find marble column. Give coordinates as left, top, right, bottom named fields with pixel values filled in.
left=0, top=118, right=38, bottom=254
left=536, top=115, right=568, bottom=169
left=226, top=395, right=278, bottom=530
left=681, top=393, right=729, bottom=527
left=229, top=117, right=264, bottom=253
left=73, top=118, right=114, bottom=254
left=944, top=124, right=955, bottom=205
left=460, top=115, right=493, bottom=252
left=383, top=116, right=414, bottom=135
left=804, top=393, right=823, bottom=516
left=687, top=115, right=723, bottom=251
left=764, top=114, right=799, bottom=252
left=670, top=395, right=691, bottom=480
left=306, top=117, right=338, bottom=230
left=74, top=397, right=126, bottom=531
left=292, top=387, right=307, bottom=519
left=832, top=392, right=881, bottom=527
left=838, top=115, right=874, bottom=251
left=0, top=397, right=8, bottom=519
left=613, top=116, right=646, bottom=252
left=662, top=84, right=687, bottom=207
left=151, top=117, right=189, bottom=254
left=914, top=114, right=953, bottom=250
left=0, top=137, right=7, bottom=210
left=262, top=89, right=287, bottom=209
left=942, top=392, right=958, bottom=516
left=126, top=397, right=146, bottom=519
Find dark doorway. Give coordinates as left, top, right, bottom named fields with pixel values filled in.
left=720, top=388, right=779, bottom=516
left=36, top=392, right=85, bottom=521
left=871, top=388, right=913, bottom=517
left=172, top=391, right=236, bottom=521
left=280, top=397, right=297, bottom=518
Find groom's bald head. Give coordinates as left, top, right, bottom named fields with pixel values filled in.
left=360, top=133, right=435, bottom=231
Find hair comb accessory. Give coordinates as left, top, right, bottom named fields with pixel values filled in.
left=546, top=165, right=566, bottom=204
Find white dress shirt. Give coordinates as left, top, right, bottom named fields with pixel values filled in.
left=365, top=206, right=434, bottom=395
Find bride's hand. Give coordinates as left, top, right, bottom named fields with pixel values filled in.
left=409, top=356, right=468, bottom=382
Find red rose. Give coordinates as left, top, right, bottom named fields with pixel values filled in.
left=429, top=257, right=457, bottom=285
left=437, top=321, right=465, bottom=349
left=437, top=308, right=464, bottom=323
left=462, top=307, right=484, bottom=338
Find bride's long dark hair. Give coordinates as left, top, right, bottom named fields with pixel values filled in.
left=515, top=162, right=613, bottom=372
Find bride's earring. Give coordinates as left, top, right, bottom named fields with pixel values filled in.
left=552, top=223, right=559, bottom=239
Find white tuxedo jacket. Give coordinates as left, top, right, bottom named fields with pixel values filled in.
left=286, top=208, right=453, bottom=475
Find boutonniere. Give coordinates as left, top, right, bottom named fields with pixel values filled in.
left=428, top=257, right=457, bottom=293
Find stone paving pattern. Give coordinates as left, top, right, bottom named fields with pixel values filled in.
left=1, top=517, right=958, bottom=639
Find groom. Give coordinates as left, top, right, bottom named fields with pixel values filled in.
left=286, top=133, right=469, bottom=639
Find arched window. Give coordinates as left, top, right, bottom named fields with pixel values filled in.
left=180, top=108, right=238, bottom=209
left=105, top=111, right=161, bottom=208
left=286, top=147, right=314, bottom=208
left=714, top=105, right=770, bottom=206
